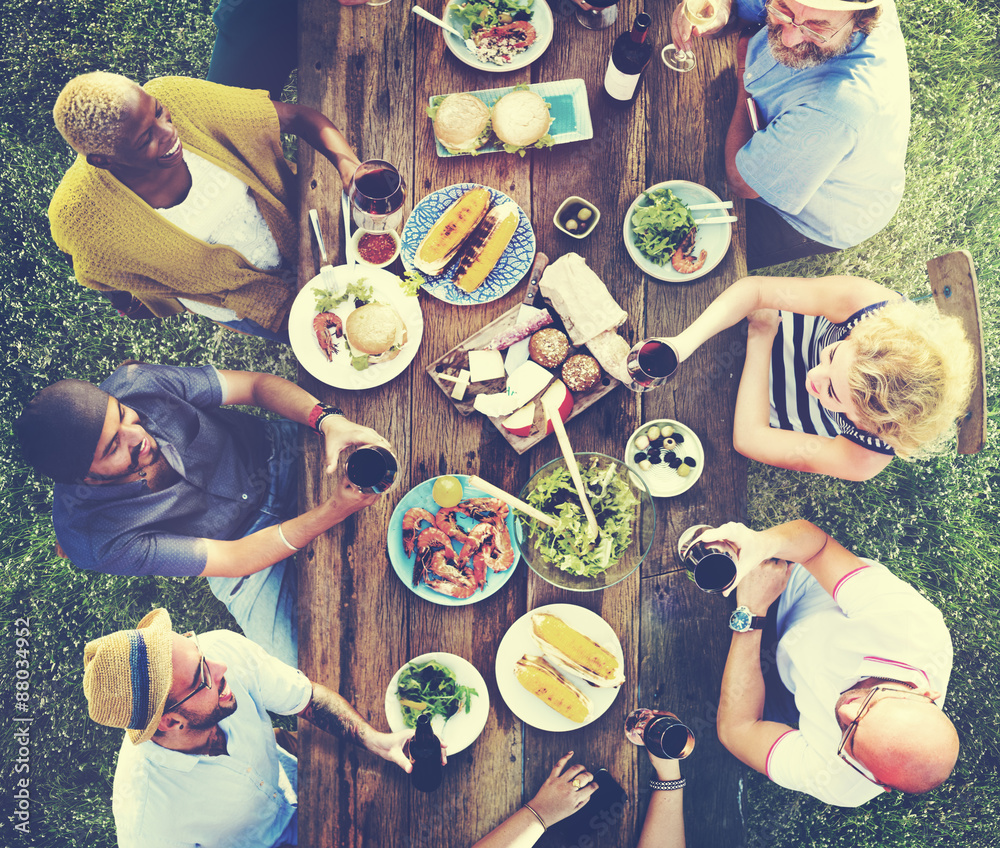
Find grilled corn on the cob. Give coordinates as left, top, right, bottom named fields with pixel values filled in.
left=414, top=187, right=492, bottom=275
left=452, top=201, right=520, bottom=293
left=530, top=613, right=625, bottom=688
left=514, top=655, right=592, bottom=723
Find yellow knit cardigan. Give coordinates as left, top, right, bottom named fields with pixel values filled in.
left=48, top=77, right=299, bottom=332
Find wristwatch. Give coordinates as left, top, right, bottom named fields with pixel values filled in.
left=308, top=403, right=344, bottom=433
left=729, top=605, right=766, bottom=633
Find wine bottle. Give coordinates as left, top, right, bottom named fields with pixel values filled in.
left=604, top=13, right=653, bottom=102
left=406, top=714, right=443, bottom=793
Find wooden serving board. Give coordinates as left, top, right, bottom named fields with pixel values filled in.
left=425, top=301, right=621, bottom=453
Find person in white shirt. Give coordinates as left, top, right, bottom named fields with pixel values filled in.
left=82, top=608, right=416, bottom=847
left=698, top=519, right=958, bottom=807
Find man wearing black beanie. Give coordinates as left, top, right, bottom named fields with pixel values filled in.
left=15, top=361, right=391, bottom=668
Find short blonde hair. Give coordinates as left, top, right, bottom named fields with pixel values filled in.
left=53, top=71, right=140, bottom=155
left=847, top=300, right=975, bottom=458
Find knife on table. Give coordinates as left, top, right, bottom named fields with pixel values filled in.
left=505, top=252, right=549, bottom=375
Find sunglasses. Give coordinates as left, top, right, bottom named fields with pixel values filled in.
left=836, top=685, right=937, bottom=787
left=765, top=3, right=853, bottom=44
left=163, top=633, right=212, bottom=713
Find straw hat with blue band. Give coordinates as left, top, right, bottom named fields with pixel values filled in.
left=83, top=608, right=174, bottom=745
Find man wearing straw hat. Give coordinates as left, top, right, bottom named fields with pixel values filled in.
left=83, top=608, right=417, bottom=848
left=697, top=520, right=958, bottom=807
left=672, top=0, right=909, bottom=269
left=15, top=361, right=390, bottom=668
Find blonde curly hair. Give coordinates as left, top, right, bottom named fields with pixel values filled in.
left=53, top=71, right=140, bottom=155
left=846, top=300, right=975, bottom=458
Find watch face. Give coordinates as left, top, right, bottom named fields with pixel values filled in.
left=730, top=608, right=752, bottom=632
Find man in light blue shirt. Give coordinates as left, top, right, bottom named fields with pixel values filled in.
left=83, top=608, right=415, bottom=848
left=672, top=0, right=909, bottom=268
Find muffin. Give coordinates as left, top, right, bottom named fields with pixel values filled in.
left=561, top=354, right=601, bottom=393
left=529, top=328, right=570, bottom=369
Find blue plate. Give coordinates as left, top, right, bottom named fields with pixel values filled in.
left=401, top=183, right=535, bottom=306
left=429, top=79, right=593, bottom=159
left=387, top=475, right=520, bottom=606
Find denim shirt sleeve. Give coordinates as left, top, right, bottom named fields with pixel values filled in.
left=736, top=106, right=858, bottom=214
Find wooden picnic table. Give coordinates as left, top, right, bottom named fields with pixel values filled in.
left=295, top=1, right=747, bottom=846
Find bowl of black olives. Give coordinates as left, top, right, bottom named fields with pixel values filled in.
left=624, top=419, right=705, bottom=498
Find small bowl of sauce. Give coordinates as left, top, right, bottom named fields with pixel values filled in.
left=553, top=196, right=601, bottom=240
left=352, top=229, right=401, bottom=268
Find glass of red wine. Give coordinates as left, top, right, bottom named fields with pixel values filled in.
left=348, top=160, right=406, bottom=232
left=575, top=0, right=619, bottom=31
left=625, top=708, right=696, bottom=759
left=625, top=338, right=679, bottom=393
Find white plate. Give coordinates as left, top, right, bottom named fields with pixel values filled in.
left=288, top=266, right=423, bottom=390
left=385, top=652, right=490, bottom=755
left=444, top=0, right=554, bottom=73
left=622, top=180, right=732, bottom=283
left=494, top=603, right=624, bottom=732
left=387, top=475, right=520, bottom=606
left=401, top=183, right=535, bottom=306
left=430, top=79, right=593, bottom=159
left=624, top=419, right=705, bottom=498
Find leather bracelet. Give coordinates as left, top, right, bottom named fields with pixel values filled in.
left=277, top=523, right=301, bottom=552
left=522, top=803, right=547, bottom=831
left=650, top=778, right=686, bottom=791
left=308, top=402, right=344, bottom=433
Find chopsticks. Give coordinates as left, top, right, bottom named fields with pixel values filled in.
left=694, top=215, right=738, bottom=224
left=467, top=476, right=560, bottom=529
left=687, top=200, right=734, bottom=211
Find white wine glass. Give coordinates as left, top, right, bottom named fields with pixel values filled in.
left=662, top=0, right=718, bottom=73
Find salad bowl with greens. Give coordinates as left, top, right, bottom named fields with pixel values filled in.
left=622, top=180, right=732, bottom=283
left=516, top=453, right=655, bottom=591
left=384, top=652, right=490, bottom=754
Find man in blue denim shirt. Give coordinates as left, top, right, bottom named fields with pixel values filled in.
left=672, top=0, right=909, bottom=269
left=15, top=362, right=390, bottom=667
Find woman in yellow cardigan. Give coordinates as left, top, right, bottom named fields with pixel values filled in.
left=49, top=72, right=361, bottom=339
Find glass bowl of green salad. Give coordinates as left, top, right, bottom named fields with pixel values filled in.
left=516, top=453, right=655, bottom=591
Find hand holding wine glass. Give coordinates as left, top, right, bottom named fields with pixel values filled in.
left=670, top=0, right=731, bottom=51
left=663, top=0, right=724, bottom=72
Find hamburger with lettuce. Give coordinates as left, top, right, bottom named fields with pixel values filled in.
left=345, top=302, right=408, bottom=369
left=491, top=88, right=554, bottom=156
left=429, top=93, right=493, bottom=155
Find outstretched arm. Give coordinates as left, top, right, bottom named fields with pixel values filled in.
left=272, top=101, right=361, bottom=189
left=299, top=683, right=412, bottom=772
left=669, top=275, right=896, bottom=363
left=636, top=753, right=686, bottom=848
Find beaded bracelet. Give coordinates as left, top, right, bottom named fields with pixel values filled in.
left=522, top=803, right=547, bottom=831
left=650, top=778, right=686, bottom=791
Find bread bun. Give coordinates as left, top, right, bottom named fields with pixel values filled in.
left=529, top=328, right=570, bottom=368
left=432, top=93, right=492, bottom=154
left=561, top=354, right=601, bottom=393
left=345, top=303, right=407, bottom=362
left=491, top=90, right=553, bottom=149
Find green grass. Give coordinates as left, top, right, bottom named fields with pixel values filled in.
left=1, top=1, right=998, bottom=847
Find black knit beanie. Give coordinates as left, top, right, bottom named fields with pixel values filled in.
left=15, top=380, right=110, bottom=483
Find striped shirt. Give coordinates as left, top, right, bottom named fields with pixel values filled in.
left=769, top=303, right=894, bottom=455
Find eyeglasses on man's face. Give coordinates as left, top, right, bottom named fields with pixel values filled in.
left=766, top=3, right=853, bottom=44
left=164, top=633, right=212, bottom=713
left=836, top=685, right=937, bottom=787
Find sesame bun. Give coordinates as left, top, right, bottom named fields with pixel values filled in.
left=432, top=93, right=492, bottom=153
left=491, top=90, right=553, bottom=149
left=345, top=303, right=407, bottom=362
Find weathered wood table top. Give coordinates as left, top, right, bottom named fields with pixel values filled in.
left=295, top=2, right=747, bottom=845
